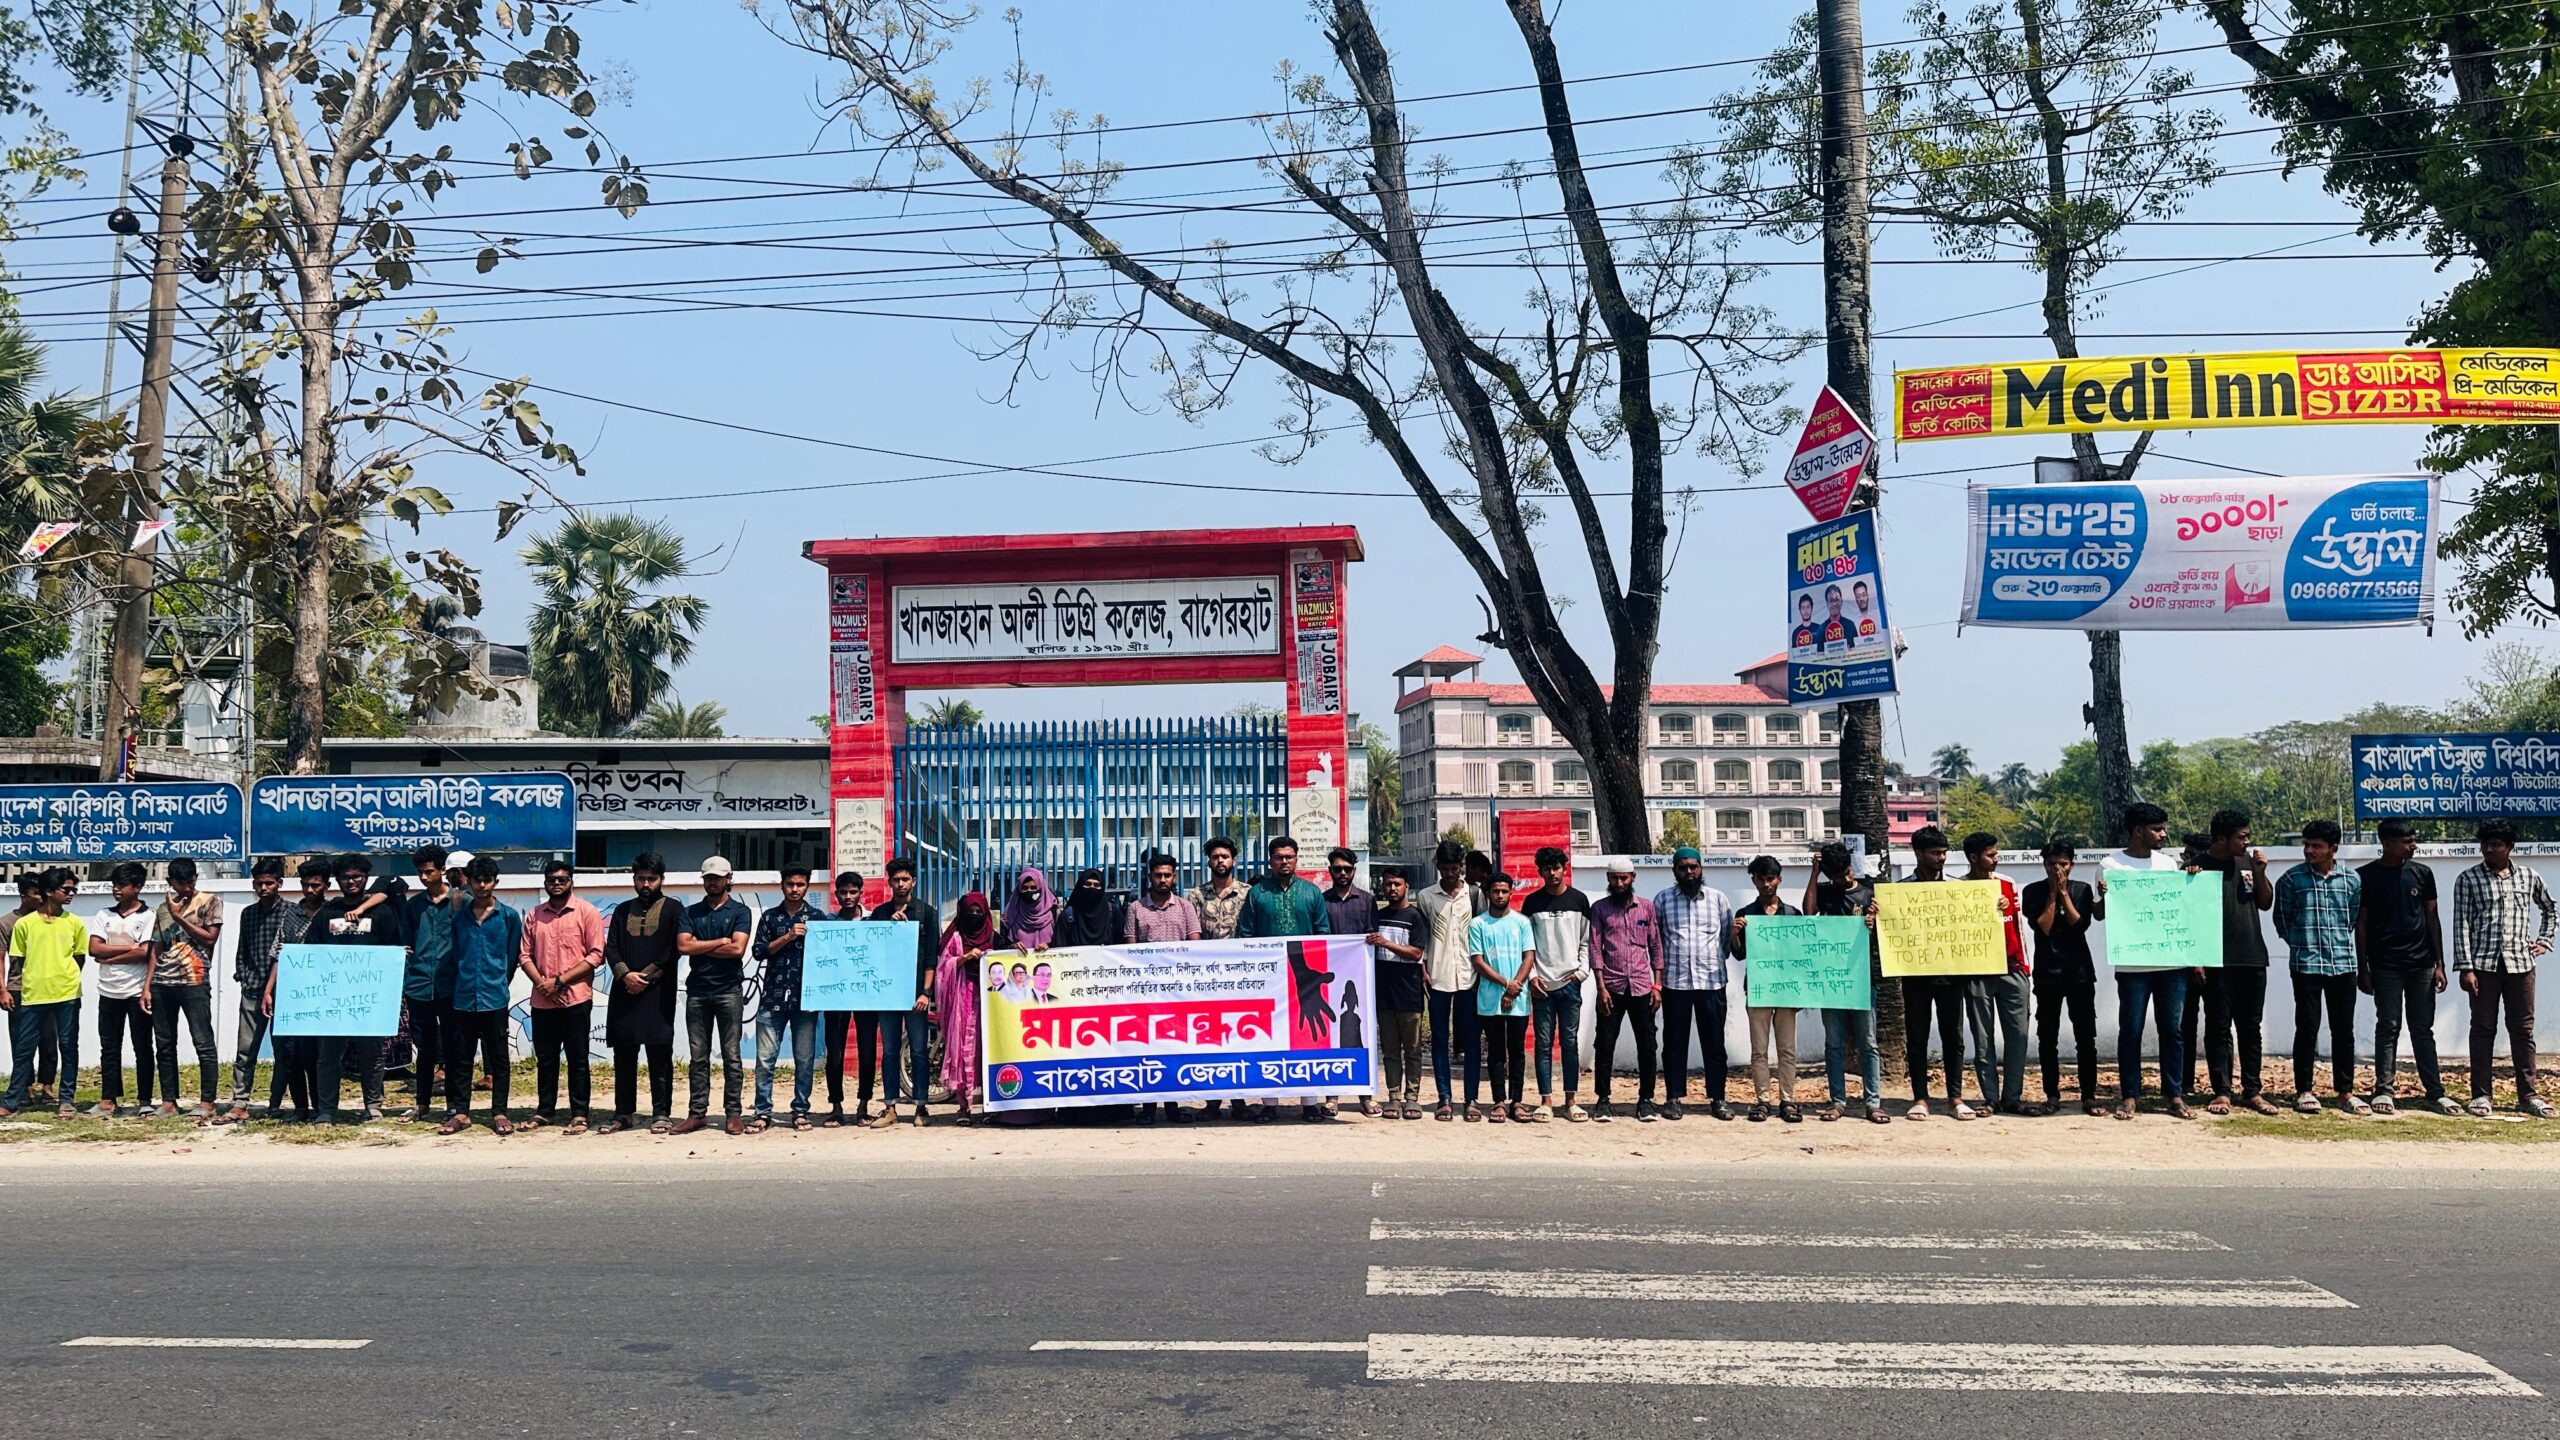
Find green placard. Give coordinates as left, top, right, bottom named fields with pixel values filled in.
left=2103, top=869, right=2221, bottom=971
left=1742, top=914, right=1874, bottom=1010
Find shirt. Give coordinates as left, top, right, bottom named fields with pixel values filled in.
left=523, top=894, right=606, bottom=1009
left=1369, top=902, right=1428, bottom=1012
left=2453, top=863, right=2556, bottom=974
left=150, top=892, right=222, bottom=986
left=2204, top=855, right=2270, bottom=969
left=1466, top=910, right=1535, bottom=1017
left=2274, top=864, right=2362, bottom=977
left=1587, top=892, right=1662, bottom=996
left=9, top=910, right=88, bottom=1006
left=1654, top=884, right=1735, bottom=991
left=1987, top=874, right=2026, bottom=974
left=2357, top=859, right=2438, bottom=970
left=1123, top=892, right=1203, bottom=944
left=1187, top=879, right=1248, bottom=941
left=751, top=899, right=820, bottom=1014
left=403, top=887, right=464, bottom=1001
left=1322, top=883, right=1377, bottom=940
left=1236, top=874, right=1328, bottom=939
left=1728, top=895, right=1800, bottom=962
left=451, top=901, right=525, bottom=1013
left=1415, top=881, right=1481, bottom=994
left=90, top=904, right=153, bottom=1000
left=684, top=896, right=755, bottom=994
left=1519, top=886, right=1592, bottom=987
left=232, top=896, right=298, bottom=994
left=2103, top=849, right=2182, bottom=874
left=2021, top=879, right=2097, bottom=986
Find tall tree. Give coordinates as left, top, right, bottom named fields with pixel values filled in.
left=1354, top=718, right=1399, bottom=856
left=0, top=316, right=92, bottom=730
left=915, top=697, right=986, bottom=729
left=0, top=2, right=185, bottom=297
left=632, top=697, right=727, bottom=739
left=524, top=511, right=705, bottom=736
left=1930, top=742, right=1975, bottom=782
left=764, top=0, right=1806, bottom=853
left=2194, top=1, right=2560, bottom=635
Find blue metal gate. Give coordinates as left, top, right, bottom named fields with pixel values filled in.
left=893, top=716, right=1288, bottom=904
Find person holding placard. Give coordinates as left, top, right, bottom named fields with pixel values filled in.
left=1322, top=848, right=1379, bottom=1120
left=520, top=860, right=605, bottom=1134
left=1125, top=853, right=1204, bottom=1125
left=258, top=858, right=334, bottom=1123
left=1804, top=842, right=1888, bottom=1126
left=2452, top=820, right=2554, bottom=1118
left=748, top=865, right=824, bottom=1133
left=1896, top=829, right=1976, bottom=1122
left=1520, top=847, right=1591, bottom=1124
left=1, top=868, right=87, bottom=1119
left=1960, top=833, right=2031, bottom=1116
left=314, top=854, right=407, bottom=1122
left=2276, top=820, right=2367, bottom=1116
left=602, top=855, right=683, bottom=1136
left=1239, top=838, right=1332, bottom=1122
left=435, top=856, right=524, bottom=1136
left=2022, top=842, right=2103, bottom=1116
left=1367, top=866, right=1428, bottom=1122
left=2189, top=812, right=2279, bottom=1116
left=1732, top=854, right=1805, bottom=1124
left=2358, top=819, right=2454, bottom=1116
left=1466, top=873, right=1536, bottom=1123
left=822, top=869, right=868, bottom=1126
left=934, top=893, right=997, bottom=1122
left=87, top=862, right=156, bottom=1117
left=2101, top=803, right=2194, bottom=1121
left=218, top=858, right=300, bottom=1125
left=1655, top=847, right=1736, bottom=1122
left=864, top=857, right=942, bottom=1130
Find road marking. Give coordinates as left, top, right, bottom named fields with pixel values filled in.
left=1031, top=1340, right=1367, bottom=1355
left=1366, top=1336, right=2538, bottom=1397
left=1369, top=1221, right=2228, bottom=1252
left=62, top=1337, right=371, bottom=1351
left=1367, top=1266, right=2352, bottom=1309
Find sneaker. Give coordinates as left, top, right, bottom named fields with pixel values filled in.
left=1634, top=1100, right=1659, bottom=1123
left=1589, top=1101, right=1614, bottom=1122
left=2294, top=1091, right=2323, bottom=1115
left=1661, top=1100, right=1685, bottom=1122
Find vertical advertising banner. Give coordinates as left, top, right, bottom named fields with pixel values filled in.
left=1291, top=555, right=1344, bottom=718
left=1784, top=385, right=1875, bottom=523
left=1785, top=510, right=1898, bottom=707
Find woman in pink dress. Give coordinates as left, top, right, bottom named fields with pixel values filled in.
left=935, top=892, right=996, bottom=1121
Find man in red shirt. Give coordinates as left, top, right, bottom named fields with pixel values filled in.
left=1961, top=831, right=2031, bottom=1113
left=518, top=860, right=606, bottom=1134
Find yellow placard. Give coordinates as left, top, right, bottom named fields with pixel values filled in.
left=1873, top=880, right=2007, bottom=977
left=1895, top=347, right=2560, bottom=441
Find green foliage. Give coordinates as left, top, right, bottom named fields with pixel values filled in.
left=1356, top=719, right=1399, bottom=856
left=1439, top=823, right=1476, bottom=852
left=915, top=697, right=985, bottom=729
left=1930, top=743, right=1974, bottom=782
left=1657, top=808, right=1702, bottom=853
left=631, top=697, right=726, bottom=740
left=524, top=512, right=706, bottom=737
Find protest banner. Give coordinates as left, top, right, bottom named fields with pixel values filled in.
left=1742, top=915, right=1873, bottom=1010
left=1895, top=347, right=2560, bottom=441
left=2353, top=733, right=2560, bottom=819
left=2102, top=870, right=2222, bottom=971
left=1786, top=510, right=1898, bottom=706
left=1784, top=385, right=1875, bottom=523
left=1961, top=474, right=2435, bottom=630
left=1873, top=881, right=2006, bottom=977
left=0, top=782, right=243, bottom=863
left=979, top=936, right=1373, bottom=1111
left=801, top=920, right=920, bottom=1012
left=271, top=944, right=405, bottom=1037
left=251, top=772, right=577, bottom=854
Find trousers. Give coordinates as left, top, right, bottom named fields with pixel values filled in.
left=150, top=982, right=218, bottom=1106
left=1902, top=976, right=1967, bottom=1103
left=1378, top=1009, right=1424, bottom=1101
left=2115, top=969, right=2189, bottom=1102
left=687, top=990, right=747, bottom=1117
left=614, top=1037, right=675, bottom=1119
left=1426, top=988, right=1481, bottom=1105
left=2035, top=977, right=2099, bottom=1106
left=1661, top=987, right=1730, bottom=1104
left=532, top=1003, right=593, bottom=1119
left=443, top=1007, right=511, bottom=1116
left=96, top=994, right=154, bottom=1105
left=1822, top=1007, right=1882, bottom=1105
left=1478, top=1013, right=1528, bottom=1105
left=2467, top=969, right=2538, bottom=1099
left=2189, top=967, right=2271, bottom=1100
left=1593, top=990, right=1659, bottom=1105
left=2370, top=964, right=2445, bottom=1100
left=1531, top=980, right=1583, bottom=1096
left=1746, top=1006, right=1799, bottom=1103
left=1964, top=972, right=2030, bottom=1107
left=404, top=997, right=450, bottom=1110
left=2290, top=971, right=2360, bottom=1097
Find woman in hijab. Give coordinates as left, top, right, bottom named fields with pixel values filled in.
left=934, top=892, right=996, bottom=1123
left=998, top=867, right=1059, bottom=951
left=1055, top=868, right=1119, bottom=948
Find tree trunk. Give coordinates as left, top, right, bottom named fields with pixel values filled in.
left=1588, top=722, right=1652, bottom=855
left=2086, top=629, right=2133, bottom=846
left=284, top=318, right=336, bottom=777
left=100, top=151, right=190, bottom=778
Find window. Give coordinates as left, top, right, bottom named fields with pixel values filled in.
left=1765, top=712, right=1803, bottom=741
left=1819, top=759, right=1840, bottom=790
left=1770, top=807, right=1810, bottom=842
left=1822, top=809, right=1841, bottom=838
left=1768, top=758, right=1805, bottom=792
left=1570, top=809, right=1596, bottom=850
left=1713, top=758, right=1751, bottom=792
left=1553, top=759, right=1590, bottom=794
left=1497, top=759, right=1538, bottom=795
left=1658, top=758, right=1699, bottom=794
left=1656, top=712, right=1696, bottom=744
left=1497, top=713, right=1535, bottom=746
left=1714, top=808, right=1754, bottom=844
left=1710, top=713, right=1750, bottom=745
left=1816, top=708, right=1840, bottom=742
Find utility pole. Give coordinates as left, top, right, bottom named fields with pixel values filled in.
left=99, top=136, right=191, bottom=780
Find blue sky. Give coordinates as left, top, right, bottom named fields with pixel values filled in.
left=4, top=1, right=2517, bottom=768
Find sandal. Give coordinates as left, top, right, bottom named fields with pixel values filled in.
left=743, top=1117, right=772, bottom=1134
left=2342, top=1094, right=2372, bottom=1115
left=1564, top=1105, right=1588, bottom=1123
left=1866, top=1103, right=1892, bottom=1124
left=1951, top=1101, right=1976, bottom=1121
left=437, top=1114, right=471, bottom=1136
left=492, top=1115, right=515, bottom=1137
left=649, top=1117, right=677, bottom=1135
left=2205, top=1097, right=2233, bottom=1116
left=1486, top=1104, right=1508, bottom=1123
left=1905, top=1102, right=1931, bottom=1122
left=2112, top=1100, right=2138, bottom=1121
left=2165, top=1098, right=2195, bottom=1119
left=1360, top=1101, right=1383, bottom=1118
left=518, top=1115, right=546, bottom=1132
left=1818, top=1102, right=1842, bottom=1123
left=2081, top=1102, right=2107, bottom=1118
left=594, top=1119, right=626, bottom=1136
left=1463, top=1104, right=1484, bottom=1122
left=823, top=1109, right=845, bottom=1128
left=793, top=1114, right=814, bottom=1131
left=1778, top=1102, right=1803, bottom=1124
left=563, top=1117, right=589, bottom=1136
left=1436, top=1104, right=1455, bottom=1122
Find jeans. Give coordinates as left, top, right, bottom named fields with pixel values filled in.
left=2036, top=977, right=2099, bottom=1106
left=2115, top=969, right=2190, bottom=1102
left=754, top=1007, right=820, bottom=1118
left=1426, top=989, right=1481, bottom=1106
left=1964, top=972, right=2030, bottom=1108
left=687, top=989, right=747, bottom=1117
left=2197, top=967, right=2270, bottom=1100
left=151, top=982, right=218, bottom=1106
left=2370, top=964, right=2445, bottom=1100
left=1822, top=1007, right=1882, bottom=1105
left=531, top=1003, right=592, bottom=1120
left=1746, top=1006, right=1799, bottom=1104
left=404, top=997, right=450, bottom=1111
left=854, top=1009, right=934, bottom=1108
left=4, top=999, right=80, bottom=1111
left=1902, top=976, right=1967, bottom=1103
left=311, top=1034, right=385, bottom=1122
left=614, top=1037, right=675, bottom=1120
left=1530, top=980, right=1583, bottom=1097
left=1378, top=1010, right=1424, bottom=1102
left=2291, top=971, right=2360, bottom=1097
left=1479, top=1013, right=1528, bottom=1106
left=97, top=994, right=154, bottom=1106
left=2467, top=970, right=2537, bottom=1099
left=1661, top=987, right=1729, bottom=1105
left=443, top=1008, right=511, bottom=1116
left=1593, top=990, right=1658, bottom=1105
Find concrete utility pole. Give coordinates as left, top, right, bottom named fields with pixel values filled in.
left=99, top=138, right=190, bottom=780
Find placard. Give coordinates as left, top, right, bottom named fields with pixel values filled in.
left=1873, top=881, right=2006, bottom=977
left=270, top=943, right=405, bottom=1037
left=1742, top=914, right=1874, bottom=1009
left=0, top=782, right=243, bottom=862
left=800, top=920, right=921, bottom=1012
left=2102, top=869, right=2222, bottom=971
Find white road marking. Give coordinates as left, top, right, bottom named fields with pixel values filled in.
left=62, top=1337, right=370, bottom=1351
left=1366, top=1335, right=2539, bottom=1397
left=1367, top=1266, right=2352, bottom=1309
left=1031, top=1340, right=1368, bottom=1354
left=1369, top=1220, right=2227, bottom=1252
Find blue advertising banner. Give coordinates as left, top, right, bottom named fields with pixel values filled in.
left=1962, top=473, right=2437, bottom=629
left=0, top=782, right=243, bottom=862
left=801, top=920, right=921, bottom=1012
left=250, top=772, right=577, bottom=855
left=1785, top=510, right=1898, bottom=707
left=271, top=943, right=405, bottom=1037
left=2353, top=733, right=2560, bottom=819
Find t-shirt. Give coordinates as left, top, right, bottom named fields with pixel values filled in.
left=9, top=910, right=88, bottom=1006
left=1987, top=874, right=2025, bottom=974
left=1369, top=903, right=1428, bottom=1013
left=1728, top=896, right=1801, bottom=960
left=150, top=892, right=223, bottom=986
left=2102, top=849, right=2182, bottom=873
left=1518, top=886, right=1592, bottom=987
left=2206, top=855, right=2270, bottom=969
left=684, top=896, right=755, bottom=994
left=2020, top=878, right=2097, bottom=986
left=90, top=904, right=154, bottom=1000
left=1466, top=910, right=1535, bottom=1018
left=1810, top=877, right=1872, bottom=918
left=2357, top=859, right=2438, bottom=970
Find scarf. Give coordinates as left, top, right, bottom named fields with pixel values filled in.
left=945, top=891, right=994, bottom=949
left=999, top=867, right=1057, bottom=949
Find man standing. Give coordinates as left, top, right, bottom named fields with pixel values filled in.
left=2102, top=803, right=2192, bottom=1121
left=520, top=860, right=605, bottom=1134
left=2453, top=820, right=2555, bottom=1117
left=1803, top=842, right=1888, bottom=1125
left=1, top=869, right=86, bottom=1118
left=1731, top=854, right=1803, bottom=1124
left=1518, top=846, right=1591, bottom=1123
left=1, top=873, right=53, bottom=1106
left=1588, top=857, right=1662, bottom=1122
left=2359, top=818, right=2455, bottom=1115
left=1655, top=846, right=1736, bottom=1122
left=1367, top=866, right=1428, bottom=1122
left=148, top=857, right=223, bottom=1117
left=602, top=855, right=683, bottom=1135
left=88, top=862, right=155, bottom=1117
left=676, top=856, right=754, bottom=1136
left=2023, top=842, right=2103, bottom=1116
left=1897, top=829, right=1976, bottom=1121
left=1319, top=846, right=1377, bottom=1118
left=396, top=845, right=463, bottom=1123
left=1415, top=838, right=1484, bottom=1123
left=439, top=855, right=524, bottom=1135
left=1237, top=835, right=1330, bottom=1121
left=1125, top=851, right=1203, bottom=1125
left=1467, top=873, right=1536, bottom=1123
left=750, top=865, right=823, bottom=1133
left=865, top=857, right=942, bottom=1129
left=313, top=853, right=406, bottom=1122
left=1187, top=835, right=1250, bottom=1120
left=1959, top=832, right=2031, bottom=1116
left=2276, top=819, right=2367, bottom=1116
left=218, top=858, right=302, bottom=1125
left=259, top=859, right=337, bottom=1123
left=821, top=869, right=866, bottom=1126
left=2190, top=811, right=2279, bottom=1116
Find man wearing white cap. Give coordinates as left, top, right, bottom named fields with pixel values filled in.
left=672, top=857, right=754, bottom=1136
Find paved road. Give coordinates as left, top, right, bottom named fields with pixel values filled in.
left=1, top=1154, right=2552, bottom=1438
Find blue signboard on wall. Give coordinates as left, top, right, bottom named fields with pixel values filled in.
left=250, top=772, right=577, bottom=855
left=2352, top=733, right=2560, bottom=820
left=0, top=782, right=244, bottom=862
left=1785, top=510, right=1899, bottom=707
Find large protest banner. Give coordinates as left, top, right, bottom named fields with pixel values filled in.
left=1961, top=474, right=2436, bottom=630
left=979, top=936, right=1373, bottom=1111
left=271, top=944, right=404, bottom=1037
left=1896, top=347, right=2560, bottom=441
left=250, top=772, right=577, bottom=854
left=1742, top=915, right=1873, bottom=1010
left=2353, top=733, right=2560, bottom=819
left=1873, top=881, right=2007, bottom=978
left=801, top=920, right=921, bottom=1012
left=2102, top=870, right=2222, bottom=971
left=0, top=782, right=243, bottom=863
left=1786, top=510, right=1898, bottom=706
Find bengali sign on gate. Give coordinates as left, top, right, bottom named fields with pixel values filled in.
left=979, top=936, right=1374, bottom=1111
left=0, top=782, right=243, bottom=862
left=1742, top=915, right=1873, bottom=1010
left=1873, top=881, right=2007, bottom=978
left=890, top=576, right=1281, bottom=663
left=250, top=772, right=576, bottom=855
left=2101, top=870, right=2222, bottom=971
left=1961, top=474, right=2437, bottom=630
left=271, top=943, right=405, bottom=1037
left=2353, top=733, right=2560, bottom=819
left=1895, top=347, right=2560, bottom=441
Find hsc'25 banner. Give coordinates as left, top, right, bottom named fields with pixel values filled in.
left=979, top=936, right=1375, bottom=1111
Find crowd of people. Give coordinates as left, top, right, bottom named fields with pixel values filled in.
left=0, top=807, right=2549, bottom=1131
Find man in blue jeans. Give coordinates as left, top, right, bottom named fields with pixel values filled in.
left=863, top=857, right=941, bottom=1129
left=1804, top=842, right=1889, bottom=1124
left=750, top=865, right=823, bottom=1132
left=674, top=858, right=754, bottom=1137
left=1520, top=846, right=1590, bottom=1122
left=2103, top=802, right=2195, bottom=1120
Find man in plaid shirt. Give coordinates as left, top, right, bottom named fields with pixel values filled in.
left=2274, top=818, right=2365, bottom=1115
left=2452, top=820, right=2556, bottom=1117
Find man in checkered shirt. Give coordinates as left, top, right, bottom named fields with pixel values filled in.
left=2452, top=819, right=2557, bottom=1118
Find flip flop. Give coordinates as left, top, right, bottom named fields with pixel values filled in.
left=492, top=1115, right=515, bottom=1136
left=792, top=1114, right=814, bottom=1131
left=562, top=1118, right=589, bottom=1136
left=437, top=1114, right=471, bottom=1136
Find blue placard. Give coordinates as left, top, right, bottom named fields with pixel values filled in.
left=271, top=944, right=405, bottom=1037
left=2353, top=733, right=2560, bottom=819
left=0, top=782, right=244, bottom=863
left=1785, top=510, right=1899, bottom=706
left=250, top=772, right=577, bottom=855
left=800, top=920, right=920, bottom=1012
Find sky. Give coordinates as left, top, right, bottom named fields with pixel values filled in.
left=2, top=1, right=2531, bottom=772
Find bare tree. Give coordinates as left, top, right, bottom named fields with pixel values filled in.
left=762, top=0, right=1806, bottom=852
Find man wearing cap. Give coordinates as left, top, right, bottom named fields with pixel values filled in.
left=1588, top=856, right=1663, bottom=1121
left=1655, top=846, right=1736, bottom=1121
left=674, top=857, right=754, bottom=1136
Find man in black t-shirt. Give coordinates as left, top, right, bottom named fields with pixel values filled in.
left=2357, top=819, right=2452, bottom=1114
left=2021, top=841, right=2101, bottom=1115
left=1801, top=842, right=1888, bottom=1124
left=2182, top=811, right=2277, bottom=1114
left=1368, top=867, right=1429, bottom=1120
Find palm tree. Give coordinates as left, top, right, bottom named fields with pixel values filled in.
left=523, top=513, right=707, bottom=736
left=0, top=319, right=87, bottom=531
left=1930, top=743, right=1975, bottom=782
left=915, top=697, right=985, bottom=729
left=632, top=697, right=727, bottom=739
left=1992, top=761, right=2038, bottom=805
